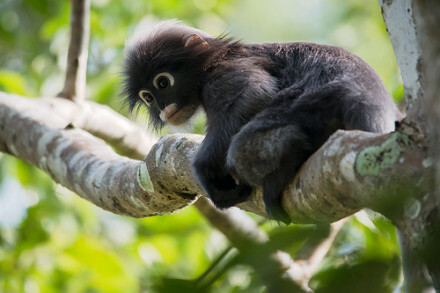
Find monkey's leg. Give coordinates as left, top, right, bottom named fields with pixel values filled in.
left=226, top=84, right=349, bottom=222
left=226, top=117, right=315, bottom=223
left=191, top=132, right=253, bottom=209
left=193, top=158, right=252, bottom=208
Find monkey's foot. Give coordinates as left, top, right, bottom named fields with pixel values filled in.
left=208, top=183, right=252, bottom=209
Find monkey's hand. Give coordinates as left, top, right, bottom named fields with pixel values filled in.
left=192, top=158, right=252, bottom=208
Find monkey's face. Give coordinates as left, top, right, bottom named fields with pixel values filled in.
left=126, top=64, right=202, bottom=129
left=123, top=60, right=200, bottom=129
left=122, top=25, right=213, bottom=130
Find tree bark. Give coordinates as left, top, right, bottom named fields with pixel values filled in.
left=412, top=0, right=440, bottom=290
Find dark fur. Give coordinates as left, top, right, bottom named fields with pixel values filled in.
left=122, top=22, right=402, bottom=223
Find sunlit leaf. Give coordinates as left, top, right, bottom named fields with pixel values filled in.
left=0, top=70, right=27, bottom=95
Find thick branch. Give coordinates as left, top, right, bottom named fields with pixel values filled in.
left=57, top=0, right=90, bottom=102
left=279, top=122, right=429, bottom=223
left=379, top=0, right=439, bottom=291
left=0, top=92, right=429, bottom=224
left=376, top=26, right=438, bottom=293
left=0, top=92, right=200, bottom=217
left=412, top=0, right=440, bottom=290
left=38, top=97, right=156, bottom=160
left=378, top=0, right=425, bottom=129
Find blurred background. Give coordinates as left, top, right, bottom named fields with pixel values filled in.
left=0, top=0, right=403, bottom=292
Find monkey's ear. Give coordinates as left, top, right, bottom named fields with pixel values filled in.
left=183, top=33, right=209, bottom=48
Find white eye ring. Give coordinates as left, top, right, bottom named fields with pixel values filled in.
left=138, top=90, right=154, bottom=106
left=153, top=72, right=175, bottom=90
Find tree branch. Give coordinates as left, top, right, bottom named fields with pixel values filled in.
left=412, top=0, right=440, bottom=290
left=0, top=92, right=429, bottom=223
left=379, top=0, right=439, bottom=291
left=279, top=122, right=429, bottom=223
left=378, top=0, right=425, bottom=130
left=57, top=0, right=90, bottom=102
left=0, top=92, right=200, bottom=217
left=37, top=97, right=157, bottom=160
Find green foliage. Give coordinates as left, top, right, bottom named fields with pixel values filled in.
left=311, top=215, right=401, bottom=292
left=0, top=0, right=403, bottom=292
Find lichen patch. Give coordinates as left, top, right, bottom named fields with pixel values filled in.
left=356, top=132, right=409, bottom=176
left=138, top=162, right=154, bottom=193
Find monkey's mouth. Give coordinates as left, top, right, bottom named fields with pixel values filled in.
left=160, top=103, right=197, bottom=126
left=165, top=108, right=184, bottom=125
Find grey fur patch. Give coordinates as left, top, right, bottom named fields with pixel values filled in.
left=227, top=124, right=302, bottom=186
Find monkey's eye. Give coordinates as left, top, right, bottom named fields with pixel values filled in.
left=138, top=90, right=154, bottom=106
left=153, top=72, right=175, bottom=90
left=157, top=76, right=169, bottom=89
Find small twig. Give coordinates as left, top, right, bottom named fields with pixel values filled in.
left=293, top=218, right=347, bottom=287
left=195, top=246, right=235, bottom=288
left=57, top=0, right=91, bottom=103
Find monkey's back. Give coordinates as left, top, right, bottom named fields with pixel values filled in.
left=243, top=42, right=402, bottom=131
left=246, top=42, right=385, bottom=95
